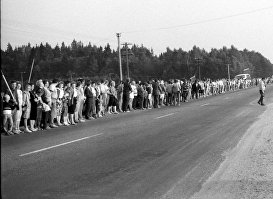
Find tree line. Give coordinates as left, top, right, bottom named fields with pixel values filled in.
left=1, top=39, right=273, bottom=84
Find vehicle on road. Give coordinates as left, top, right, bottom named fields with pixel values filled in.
left=234, top=73, right=251, bottom=80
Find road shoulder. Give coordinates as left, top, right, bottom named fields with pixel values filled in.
left=191, top=101, right=273, bottom=199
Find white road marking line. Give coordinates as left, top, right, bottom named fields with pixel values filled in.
left=201, top=103, right=210, bottom=106
left=155, top=113, right=174, bottom=119
left=19, top=133, right=103, bottom=157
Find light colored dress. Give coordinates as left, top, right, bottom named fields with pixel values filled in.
left=22, top=91, right=31, bottom=119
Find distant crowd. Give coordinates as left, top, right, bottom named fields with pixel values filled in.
left=1, top=76, right=272, bottom=136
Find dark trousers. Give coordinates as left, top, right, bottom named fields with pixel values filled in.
left=258, top=90, right=264, bottom=104
left=122, top=94, right=130, bottom=111
left=154, top=95, right=159, bottom=108
left=167, top=93, right=173, bottom=105
left=182, top=91, right=188, bottom=102
left=192, top=91, right=198, bottom=99
left=137, top=95, right=144, bottom=109
left=41, top=111, right=50, bottom=129
left=85, top=97, right=96, bottom=118
left=132, top=96, right=137, bottom=109
left=143, top=97, right=148, bottom=108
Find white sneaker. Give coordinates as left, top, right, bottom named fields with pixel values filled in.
left=25, top=129, right=32, bottom=133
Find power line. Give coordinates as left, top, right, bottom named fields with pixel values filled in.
left=122, top=6, right=273, bottom=34
left=2, top=26, right=116, bottom=50
left=2, top=20, right=116, bottom=45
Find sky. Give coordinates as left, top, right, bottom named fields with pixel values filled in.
left=1, top=0, right=273, bottom=62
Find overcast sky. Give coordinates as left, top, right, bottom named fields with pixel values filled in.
left=1, top=0, right=273, bottom=62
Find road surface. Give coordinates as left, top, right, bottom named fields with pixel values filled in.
left=2, top=85, right=272, bottom=199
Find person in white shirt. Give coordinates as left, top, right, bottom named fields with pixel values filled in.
left=258, top=78, right=266, bottom=106
left=99, top=80, right=109, bottom=116
left=129, top=82, right=135, bottom=111
left=131, top=81, right=138, bottom=109
left=56, top=82, right=64, bottom=126
left=14, top=82, right=23, bottom=134
left=49, top=79, right=58, bottom=128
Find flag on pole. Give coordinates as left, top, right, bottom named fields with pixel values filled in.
left=1, top=70, right=16, bottom=101
left=28, top=59, right=35, bottom=83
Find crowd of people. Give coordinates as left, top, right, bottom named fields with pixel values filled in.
left=1, top=76, right=271, bottom=136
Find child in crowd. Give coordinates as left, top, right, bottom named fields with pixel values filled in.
left=2, top=94, right=18, bottom=135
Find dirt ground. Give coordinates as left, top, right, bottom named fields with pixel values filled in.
left=191, top=102, right=273, bottom=199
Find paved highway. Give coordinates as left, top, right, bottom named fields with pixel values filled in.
left=2, top=85, right=272, bottom=199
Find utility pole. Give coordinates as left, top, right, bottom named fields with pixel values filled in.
left=186, top=54, right=190, bottom=78
left=227, top=64, right=231, bottom=82
left=116, top=33, right=123, bottom=81
left=122, top=42, right=133, bottom=79
left=227, top=64, right=231, bottom=91
left=20, top=72, right=26, bottom=89
left=195, top=57, right=202, bottom=80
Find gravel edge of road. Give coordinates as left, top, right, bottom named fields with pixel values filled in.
left=190, top=100, right=273, bottom=199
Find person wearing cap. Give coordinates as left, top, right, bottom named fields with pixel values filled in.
left=257, top=78, right=266, bottom=106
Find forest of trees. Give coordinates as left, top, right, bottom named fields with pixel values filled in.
left=1, top=40, right=273, bottom=84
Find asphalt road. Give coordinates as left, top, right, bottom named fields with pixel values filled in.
left=2, top=85, right=273, bottom=199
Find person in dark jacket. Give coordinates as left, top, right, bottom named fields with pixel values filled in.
left=84, top=80, right=94, bottom=119
left=182, top=80, right=189, bottom=102
left=191, top=80, right=200, bottom=99
left=152, top=79, right=162, bottom=108
left=122, top=78, right=132, bottom=112
left=137, top=83, right=145, bottom=109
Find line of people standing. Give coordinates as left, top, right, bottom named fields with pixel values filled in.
left=1, top=77, right=269, bottom=136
